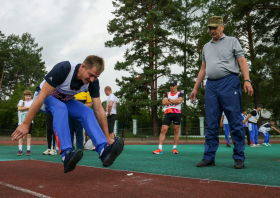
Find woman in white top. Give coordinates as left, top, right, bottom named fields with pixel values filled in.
left=17, top=90, right=34, bottom=156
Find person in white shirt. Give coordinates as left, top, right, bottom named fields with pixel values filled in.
left=17, top=90, right=34, bottom=156
left=105, top=86, right=118, bottom=139
left=243, top=104, right=264, bottom=147
left=241, top=109, right=250, bottom=146
left=259, top=120, right=280, bottom=146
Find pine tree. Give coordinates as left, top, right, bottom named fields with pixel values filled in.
left=105, top=0, right=182, bottom=136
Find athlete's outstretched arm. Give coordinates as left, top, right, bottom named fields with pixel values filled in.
left=12, top=82, right=55, bottom=141
left=92, top=97, right=114, bottom=145
left=271, top=126, right=280, bottom=133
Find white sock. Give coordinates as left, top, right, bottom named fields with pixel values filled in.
left=27, top=146, right=31, bottom=150
left=173, top=145, right=177, bottom=149
left=19, top=145, right=22, bottom=151
left=158, top=145, right=162, bottom=150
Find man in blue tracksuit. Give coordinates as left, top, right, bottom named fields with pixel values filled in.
left=190, top=16, right=253, bottom=169
left=12, top=55, right=124, bottom=173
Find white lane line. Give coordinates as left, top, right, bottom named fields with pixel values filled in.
left=0, top=181, right=51, bottom=198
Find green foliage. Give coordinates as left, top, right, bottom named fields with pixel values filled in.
left=0, top=32, right=47, bottom=134
left=0, top=32, right=46, bottom=100
left=105, top=0, right=186, bottom=136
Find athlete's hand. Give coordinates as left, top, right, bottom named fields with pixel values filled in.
left=190, top=89, right=197, bottom=100
left=11, top=124, right=29, bottom=141
left=107, top=138, right=115, bottom=145
left=244, top=81, right=253, bottom=96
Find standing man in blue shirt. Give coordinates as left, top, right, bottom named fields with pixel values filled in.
left=12, top=55, right=124, bottom=173
left=190, top=16, right=253, bottom=169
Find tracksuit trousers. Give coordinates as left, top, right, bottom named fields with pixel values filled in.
left=204, top=74, right=245, bottom=161
left=223, top=124, right=230, bottom=145
left=261, top=132, right=270, bottom=144
left=248, top=123, right=259, bottom=144
left=43, top=95, right=108, bottom=156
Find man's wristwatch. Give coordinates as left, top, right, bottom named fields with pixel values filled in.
left=244, top=80, right=251, bottom=83
left=168, top=98, right=170, bottom=101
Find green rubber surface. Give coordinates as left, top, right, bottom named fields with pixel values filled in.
left=1, top=144, right=280, bottom=186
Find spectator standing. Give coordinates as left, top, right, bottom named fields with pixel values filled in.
left=153, top=80, right=183, bottom=154
left=17, top=90, right=34, bottom=156
left=105, top=86, right=118, bottom=139
left=241, top=109, right=250, bottom=146
left=190, top=16, right=253, bottom=169
left=43, top=114, right=57, bottom=155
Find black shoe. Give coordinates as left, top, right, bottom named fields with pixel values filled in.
left=226, top=144, right=231, bottom=148
left=234, top=159, right=245, bottom=169
left=100, top=137, right=124, bottom=167
left=197, top=159, right=215, bottom=167
left=63, top=149, right=83, bottom=173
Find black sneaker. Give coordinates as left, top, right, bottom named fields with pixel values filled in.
left=197, top=159, right=215, bottom=167
left=100, top=137, right=124, bottom=167
left=226, top=144, right=231, bottom=148
left=234, top=159, right=245, bottom=169
left=63, top=149, right=83, bottom=173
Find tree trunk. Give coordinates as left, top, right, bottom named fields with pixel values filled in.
left=0, top=60, right=7, bottom=91
left=152, top=106, right=158, bottom=137
left=246, top=12, right=259, bottom=107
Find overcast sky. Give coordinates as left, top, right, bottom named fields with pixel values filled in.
left=0, top=0, right=182, bottom=102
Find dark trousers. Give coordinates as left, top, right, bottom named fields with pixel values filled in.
left=243, top=127, right=250, bottom=145
left=69, top=117, right=84, bottom=150
left=204, top=74, right=245, bottom=161
left=46, top=114, right=56, bottom=149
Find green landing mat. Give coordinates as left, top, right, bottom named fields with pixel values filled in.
left=1, top=144, right=280, bottom=187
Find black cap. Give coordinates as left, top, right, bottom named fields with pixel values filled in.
left=170, top=80, right=177, bottom=86
left=257, top=104, right=264, bottom=108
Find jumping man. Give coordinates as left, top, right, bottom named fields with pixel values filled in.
left=12, top=55, right=124, bottom=173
